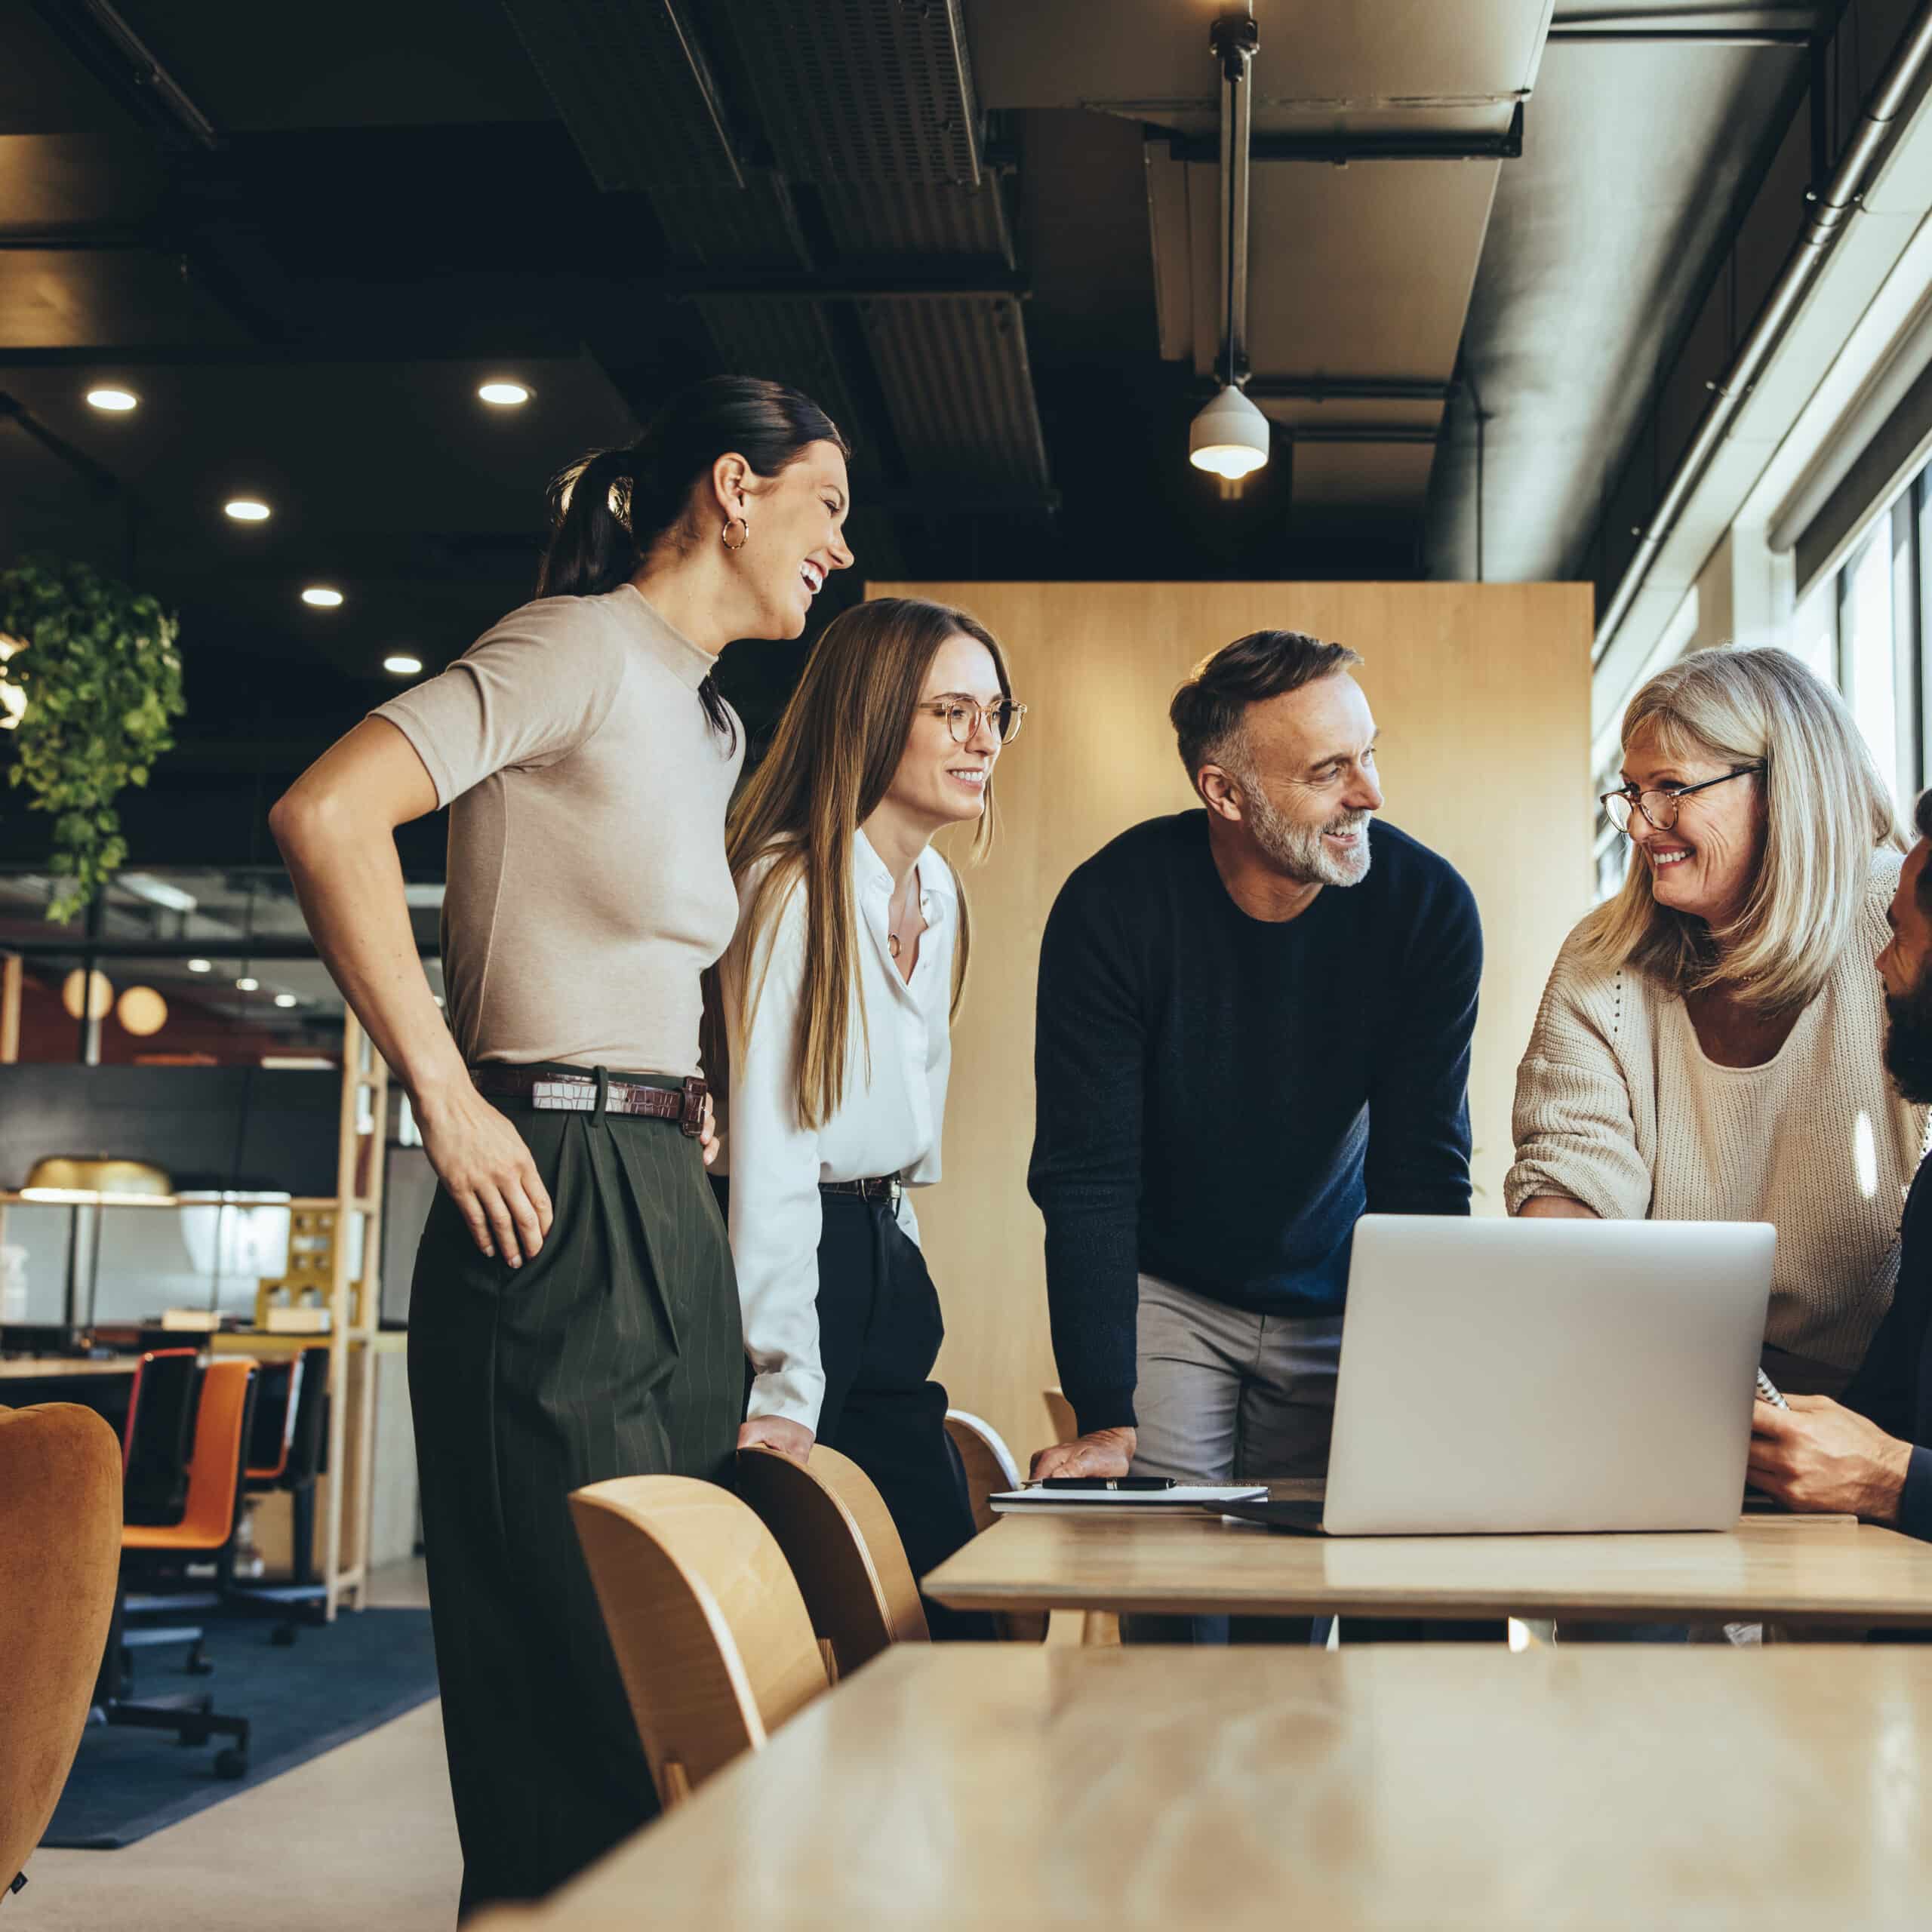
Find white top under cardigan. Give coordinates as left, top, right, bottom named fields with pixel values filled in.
left=1507, top=850, right=1926, bottom=1380
left=716, top=832, right=955, bottom=1433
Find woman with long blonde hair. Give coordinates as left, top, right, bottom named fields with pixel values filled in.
left=1510, top=645, right=1924, bottom=1395
left=712, top=595, right=1021, bottom=1633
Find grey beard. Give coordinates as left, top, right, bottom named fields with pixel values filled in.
left=1247, top=789, right=1373, bottom=887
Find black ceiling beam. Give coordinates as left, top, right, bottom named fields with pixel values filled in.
left=661, top=272, right=1032, bottom=300
left=0, top=392, right=125, bottom=496
left=0, top=338, right=591, bottom=371
left=1284, top=425, right=1441, bottom=445
left=1247, top=377, right=1457, bottom=403
left=0, top=933, right=434, bottom=961
left=1548, top=27, right=1812, bottom=44
left=1166, top=103, right=1523, bottom=165
left=23, top=0, right=220, bottom=152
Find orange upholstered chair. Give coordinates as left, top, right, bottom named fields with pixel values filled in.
left=0, top=1401, right=124, bottom=1903
left=106, top=1357, right=258, bottom=1777
left=122, top=1355, right=257, bottom=1558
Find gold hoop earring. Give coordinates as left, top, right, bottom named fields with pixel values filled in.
left=721, top=515, right=749, bottom=551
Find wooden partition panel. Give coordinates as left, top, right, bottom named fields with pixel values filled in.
left=868, top=582, right=1595, bottom=1467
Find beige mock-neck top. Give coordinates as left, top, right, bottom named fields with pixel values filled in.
left=374, top=583, right=744, bottom=1077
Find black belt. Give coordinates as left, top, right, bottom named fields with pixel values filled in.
left=470, top=1065, right=706, bottom=1137
left=820, top=1174, right=903, bottom=1207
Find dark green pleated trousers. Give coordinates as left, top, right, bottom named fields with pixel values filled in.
left=407, top=1069, right=743, bottom=1918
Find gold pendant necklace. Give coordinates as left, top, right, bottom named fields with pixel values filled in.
left=888, top=931, right=902, bottom=959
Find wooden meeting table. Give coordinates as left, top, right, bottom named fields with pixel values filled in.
left=920, top=1481, right=1932, bottom=1630
left=496, top=1644, right=1932, bottom=1930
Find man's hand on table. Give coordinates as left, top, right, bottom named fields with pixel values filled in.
left=1029, top=1427, right=1137, bottom=1481
left=1747, top=1395, right=1912, bottom=1523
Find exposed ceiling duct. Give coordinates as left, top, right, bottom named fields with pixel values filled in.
left=969, top=0, right=1549, bottom=519
left=505, top=0, right=1054, bottom=515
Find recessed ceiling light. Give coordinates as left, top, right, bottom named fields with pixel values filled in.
left=235, top=976, right=260, bottom=992
left=224, top=498, right=271, bottom=522
left=478, top=381, right=531, bottom=408
left=186, top=958, right=211, bottom=973
left=302, top=586, right=343, bottom=609
left=273, top=992, right=298, bottom=1008
left=87, top=387, right=139, bottom=413
left=383, top=654, right=423, bottom=677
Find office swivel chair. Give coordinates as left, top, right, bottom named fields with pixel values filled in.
left=103, top=1356, right=260, bottom=1778
left=226, top=1345, right=331, bottom=1641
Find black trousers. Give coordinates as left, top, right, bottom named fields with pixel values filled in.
left=724, top=1183, right=991, bottom=1641
left=410, top=1072, right=743, bottom=1918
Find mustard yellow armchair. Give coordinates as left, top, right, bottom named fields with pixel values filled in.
left=0, top=1401, right=123, bottom=1905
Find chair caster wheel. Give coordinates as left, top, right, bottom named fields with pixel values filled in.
left=213, top=1748, right=248, bottom=1780
left=186, top=1653, right=214, bottom=1676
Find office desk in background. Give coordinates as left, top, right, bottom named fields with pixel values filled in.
left=0, top=1356, right=138, bottom=1380
left=923, top=1497, right=1932, bottom=1629
left=497, top=1645, right=1932, bottom=1931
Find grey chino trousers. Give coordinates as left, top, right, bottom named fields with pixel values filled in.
left=1125, top=1272, right=1341, bottom=1646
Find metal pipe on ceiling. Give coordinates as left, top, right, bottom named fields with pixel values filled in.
left=1167, top=103, right=1525, bottom=165
left=1548, top=28, right=1814, bottom=45
left=1213, top=11, right=1259, bottom=389
left=1592, top=0, right=1932, bottom=663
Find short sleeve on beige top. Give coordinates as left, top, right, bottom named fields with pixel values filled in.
left=372, top=583, right=745, bottom=1077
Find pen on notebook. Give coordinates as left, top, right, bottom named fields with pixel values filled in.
left=1755, top=1367, right=1789, bottom=1411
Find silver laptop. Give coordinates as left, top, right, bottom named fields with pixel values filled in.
left=1300, top=1214, right=1774, bottom=1535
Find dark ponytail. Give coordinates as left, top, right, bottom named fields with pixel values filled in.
left=537, top=375, right=850, bottom=746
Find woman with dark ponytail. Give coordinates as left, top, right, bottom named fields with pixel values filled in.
left=270, top=376, right=852, bottom=1915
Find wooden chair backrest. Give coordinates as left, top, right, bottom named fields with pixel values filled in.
left=734, top=1445, right=928, bottom=1680
left=122, top=1357, right=257, bottom=1554
left=569, top=1475, right=826, bottom=1806
left=1043, top=1386, right=1078, bottom=1446
left=944, top=1408, right=1022, bottom=1535
left=0, top=1402, right=124, bottom=1893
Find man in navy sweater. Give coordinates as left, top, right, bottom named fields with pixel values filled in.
left=1026, top=630, right=1481, bottom=1527
left=1749, top=790, right=1932, bottom=1537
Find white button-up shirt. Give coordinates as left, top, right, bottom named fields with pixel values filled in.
left=717, top=830, right=955, bottom=1432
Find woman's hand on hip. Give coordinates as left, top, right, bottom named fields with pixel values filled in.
left=414, top=1081, right=555, bottom=1269
left=739, top=1417, right=815, bottom=1463
left=699, top=1091, right=719, bottom=1168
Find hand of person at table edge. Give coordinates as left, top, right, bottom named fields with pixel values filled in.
left=1747, top=1394, right=1911, bottom=1523
left=739, top=1416, right=815, bottom=1463
left=699, top=1091, right=719, bottom=1168
left=1029, top=1427, right=1137, bottom=1481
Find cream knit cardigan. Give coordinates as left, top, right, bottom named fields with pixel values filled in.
left=1508, top=851, right=1926, bottom=1375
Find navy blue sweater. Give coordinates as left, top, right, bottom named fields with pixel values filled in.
left=1026, top=811, right=1481, bottom=1435
left=1844, top=1157, right=1932, bottom=1541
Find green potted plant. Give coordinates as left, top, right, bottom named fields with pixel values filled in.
left=0, top=556, right=186, bottom=922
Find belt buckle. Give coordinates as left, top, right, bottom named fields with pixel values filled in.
left=679, top=1076, right=705, bottom=1138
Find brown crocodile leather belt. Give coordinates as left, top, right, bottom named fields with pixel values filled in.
left=469, top=1065, right=707, bottom=1137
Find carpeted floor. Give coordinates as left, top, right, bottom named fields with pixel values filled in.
left=45, top=1607, right=439, bottom=1849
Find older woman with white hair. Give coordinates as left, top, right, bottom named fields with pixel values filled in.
left=1510, top=645, right=1926, bottom=1396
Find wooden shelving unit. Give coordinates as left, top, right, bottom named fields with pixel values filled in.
left=0, top=1011, right=392, bottom=1622
left=212, top=1009, right=391, bottom=1620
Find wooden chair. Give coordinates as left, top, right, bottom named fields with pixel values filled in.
left=0, top=1401, right=124, bottom=1903
left=735, top=1444, right=928, bottom=1681
left=569, top=1475, right=826, bottom=1807
left=944, top=1410, right=1049, bottom=1644
left=944, top=1407, right=1023, bottom=1535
